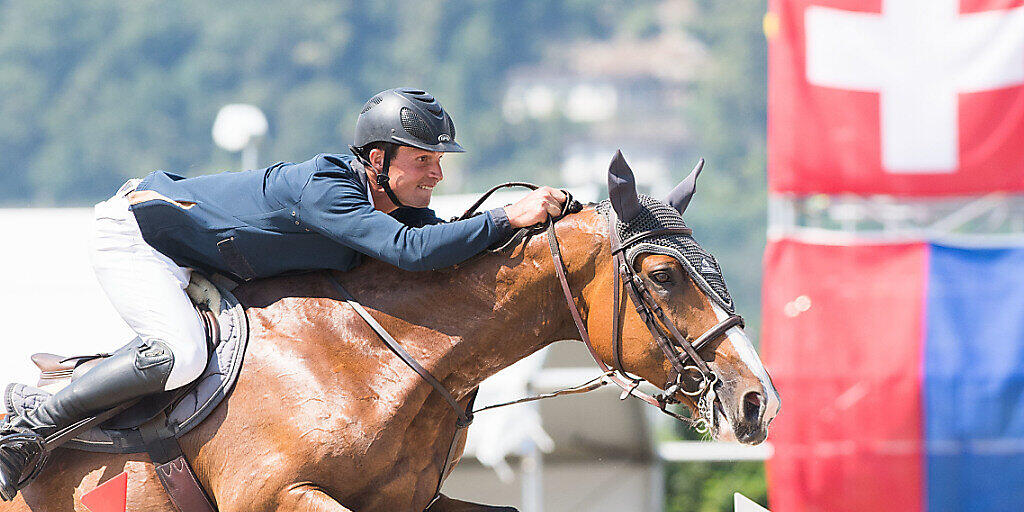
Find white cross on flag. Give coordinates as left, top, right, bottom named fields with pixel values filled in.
left=769, top=0, right=1024, bottom=195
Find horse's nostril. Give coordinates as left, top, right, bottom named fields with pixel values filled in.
left=743, top=391, right=763, bottom=423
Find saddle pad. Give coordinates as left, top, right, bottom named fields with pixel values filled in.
left=4, top=281, right=248, bottom=453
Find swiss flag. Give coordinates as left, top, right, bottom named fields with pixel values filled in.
left=768, top=0, right=1024, bottom=196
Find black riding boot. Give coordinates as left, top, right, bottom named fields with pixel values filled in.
left=0, top=340, right=175, bottom=501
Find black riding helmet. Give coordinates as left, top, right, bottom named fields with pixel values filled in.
left=350, top=88, right=463, bottom=207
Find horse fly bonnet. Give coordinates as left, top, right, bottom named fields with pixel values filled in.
left=593, top=151, right=745, bottom=433
left=597, top=195, right=734, bottom=313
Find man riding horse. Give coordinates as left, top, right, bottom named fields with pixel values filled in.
left=0, top=87, right=567, bottom=501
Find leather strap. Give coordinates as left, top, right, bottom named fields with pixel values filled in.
left=378, top=144, right=407, bottom=209
left=139, top=413, right=180, bottom=465
left=215, top=238, right=257, bottom=282
left=155, top=456, right=218, bottom=512
left=141, top=412, right=219, bottom=512
left=546, top=212, right=742, bottom=425
left=324, top=272, right=475, bottom=508
left=453, top=182, right=541, bottom=220
left=42, top=398, right=141, bottom=450
left=325, top=273, right=472, bottom=426
left=545, top=221, right=671, bottom=410
left=429, top=389, right=478, bottom=508
left=611, top=257, right=629, bottom=376
left=691, top=315, right=744, bottom=353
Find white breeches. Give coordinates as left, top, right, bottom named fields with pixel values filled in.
left=90, top=180, right=208, bottom=391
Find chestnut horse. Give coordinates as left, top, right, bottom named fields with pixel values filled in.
left=3, top=156, right=778, bottom=511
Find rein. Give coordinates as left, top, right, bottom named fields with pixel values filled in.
left=455, top=183, right=743, bottom=430
left=325, top=278, right=474, bottom=427
left=328, top=183, right=741, bottom=507
left=325, top=274, right=475, bottom=508
left=452, top=182, right=548, bottom=253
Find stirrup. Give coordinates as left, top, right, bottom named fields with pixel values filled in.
left=0, top=431, right=49, bottom=493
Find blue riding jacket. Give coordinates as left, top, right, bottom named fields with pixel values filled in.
left=129, top=153, right=513, bottom=281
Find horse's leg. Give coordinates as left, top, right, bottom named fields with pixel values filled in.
left=426, top=494, right=518, bottom=512
left=274, top=484, right=354, bottom=512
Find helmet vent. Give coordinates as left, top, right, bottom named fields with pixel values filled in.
left=400, top=107, right=433, bottom=143
left=446, top=115, right=456, bottom=139
left=360, top=95, right=383, bottom=114
left=400, top=89, right=442, bottom=115
left=424, top=102, right=443, bottom=116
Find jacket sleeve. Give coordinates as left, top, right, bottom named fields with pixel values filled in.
left=295, top=166, right=513, bottom=272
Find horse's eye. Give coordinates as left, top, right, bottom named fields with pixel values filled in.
left=651, top=271, right=672, bottom=284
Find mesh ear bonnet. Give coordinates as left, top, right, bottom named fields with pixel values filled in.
left=597, top=196, right=735, bottom=313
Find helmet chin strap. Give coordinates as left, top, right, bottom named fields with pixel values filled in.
left=377, top=144, right=406, bottom=209
left=351, top=144, right=407, bottom=209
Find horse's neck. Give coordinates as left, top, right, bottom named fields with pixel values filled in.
left=341, top=209, right=606, bottom=398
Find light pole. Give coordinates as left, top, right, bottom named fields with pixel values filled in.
left=212, top=104, right=268, bottom=170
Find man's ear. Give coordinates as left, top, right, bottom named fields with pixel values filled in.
left=368, top=148, right=385, bottom=170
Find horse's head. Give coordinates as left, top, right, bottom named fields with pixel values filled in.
left=583, top=151, right=779, bottom=444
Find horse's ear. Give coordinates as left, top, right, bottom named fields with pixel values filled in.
left=665, top=158, right=704, bottom=215
left=607, top=150, right=642, bottom=221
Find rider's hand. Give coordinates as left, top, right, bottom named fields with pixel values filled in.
left=503, top=187, right=567, bottom=228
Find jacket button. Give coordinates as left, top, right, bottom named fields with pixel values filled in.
left=291, top=211, right=296, bottom=216
left=294, top=220, right=300, bottom=225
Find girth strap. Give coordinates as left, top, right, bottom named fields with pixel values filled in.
left=141, top=412, right=218, bottom=512
left=154, top=456, right=218, bottom=512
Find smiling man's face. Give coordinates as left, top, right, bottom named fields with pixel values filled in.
left=370, top=145, right=444, bottom=208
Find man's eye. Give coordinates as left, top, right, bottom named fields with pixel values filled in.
left=651, top=271, right=672, bottom=284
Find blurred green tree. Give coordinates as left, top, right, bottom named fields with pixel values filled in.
left=666, top=460, right=768, bottom=512
left=0, top=0, right=646, bottom=205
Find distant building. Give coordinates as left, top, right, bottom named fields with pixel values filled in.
left=502, top=0, right=706, bottom=197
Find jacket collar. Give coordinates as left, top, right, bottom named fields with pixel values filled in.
left=351, top=158, right=375, bottom=209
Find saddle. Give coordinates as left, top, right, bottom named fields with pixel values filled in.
left=31, top=273, right=225, bottom=397
left=4, top=273, right=248, bottom=511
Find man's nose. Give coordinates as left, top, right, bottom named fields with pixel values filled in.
left=429, top=162, right=443, bottom=181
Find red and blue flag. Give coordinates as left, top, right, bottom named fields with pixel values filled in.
left=763, top=239, right=1024, bottom=511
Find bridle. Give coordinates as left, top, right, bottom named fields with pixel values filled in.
left=548, top=206, right=744, bottom=431
left=461, top=182, right=744, bottom=427
left=326, top=183, right=744, bottom=508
